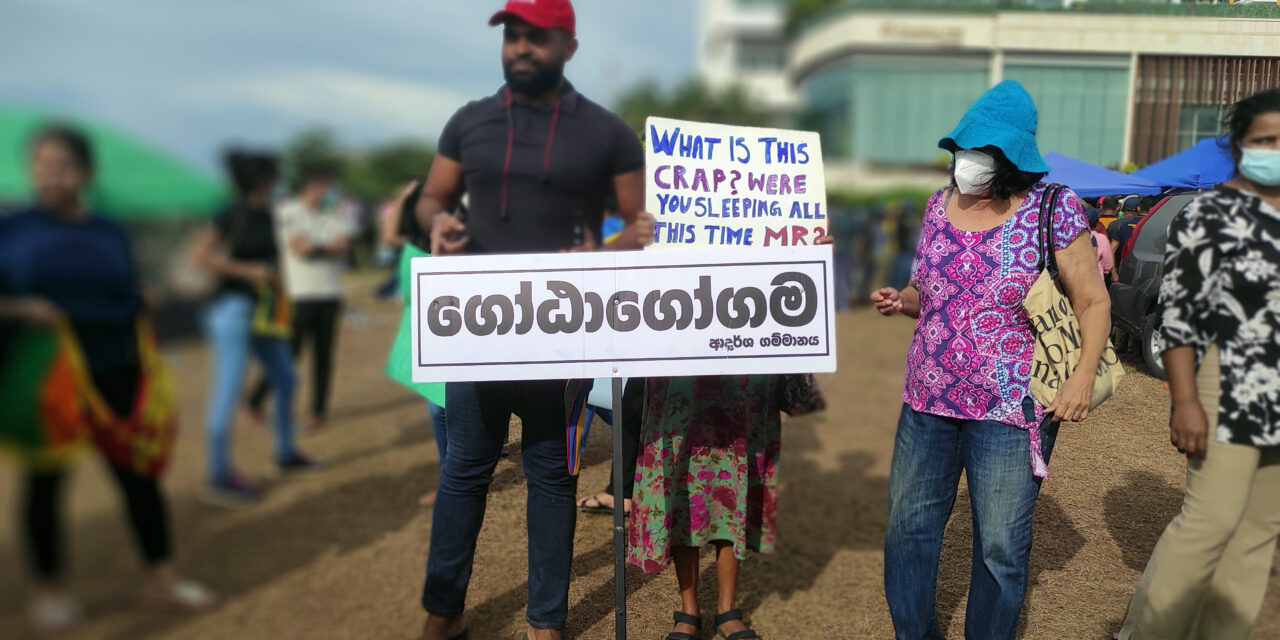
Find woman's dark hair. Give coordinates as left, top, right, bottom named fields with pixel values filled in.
left=1222, top=88, right=1280, bottom=165
left=224, top=149, right=279, bottom=196
left=298, top=160, right=341, bottom=186
left=30, top=124, right=94, bottom=174
left=949, top=146, right=1045, bottom=199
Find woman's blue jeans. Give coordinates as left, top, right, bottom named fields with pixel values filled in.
left=884, top=405, right=1059, bottom=640
left=203, top=293, right=298, bottom=483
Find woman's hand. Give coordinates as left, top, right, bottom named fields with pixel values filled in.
left=1169, top=399, right=1209, bottom=461
left=871, top=287, right=903, bottom=316
left=1046, top=373, right=1092, bottom=422
left=245, top=262, right=275, bottom=284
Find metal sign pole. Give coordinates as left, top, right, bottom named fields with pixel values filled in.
left=612, top=377, right=627, bottom=640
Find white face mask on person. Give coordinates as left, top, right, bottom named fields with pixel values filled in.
left=1239, top=147, right=1280, bottom=187
left=953, top=149, right=998, bottom=196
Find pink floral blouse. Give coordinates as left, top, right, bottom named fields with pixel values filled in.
left=903, top=182, right=1087, bottom=477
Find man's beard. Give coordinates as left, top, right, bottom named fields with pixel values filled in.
left=503, top=57, right=565, bottom=95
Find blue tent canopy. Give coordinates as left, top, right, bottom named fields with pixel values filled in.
left=1042, top=152, right=1161, bottom=198
left=1132, top=135, right=1236, bottom=190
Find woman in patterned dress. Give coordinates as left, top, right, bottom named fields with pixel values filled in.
left=1118, top=88, right=1280, bottom=640
left=629, top=375, right=782, bottom=640
left=874, top=81, right=1112, bottom=640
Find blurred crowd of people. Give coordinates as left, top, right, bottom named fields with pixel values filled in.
left=829, top=199, right=923, bottom=311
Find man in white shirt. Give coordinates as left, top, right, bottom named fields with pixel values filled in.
left=247, top=162, right=351, bottom=430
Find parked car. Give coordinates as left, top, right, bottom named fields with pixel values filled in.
left=1108, top=192, right=1199, bottom=379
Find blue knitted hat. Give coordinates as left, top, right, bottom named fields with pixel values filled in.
left=939, top=80, right=1050, bottom=174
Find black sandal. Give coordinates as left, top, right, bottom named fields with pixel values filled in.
left=714, top=609, right=761, bottom=640
left=576, top=494, right=631, bottom=516
left=666, top=610, right=702, bottom=640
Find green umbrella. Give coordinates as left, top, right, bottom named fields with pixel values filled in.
left=0, top=104, right=228, bottom=220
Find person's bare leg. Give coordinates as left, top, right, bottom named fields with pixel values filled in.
left=524, top=627, right=563, bottom=640
left=664, top=545, right=700, bottom=635
left=419, top=614, right=465, bottom=640
left=714, top=541, right=749, bottom=636
left=574, top=491, right=632, bottom=513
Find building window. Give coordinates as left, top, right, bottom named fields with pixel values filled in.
left=1177, top=105, right=1225, bottom=152
left=801, top=102, right=851, bottom=159
left=801, top=65, right=855, bottom=160
left=1004, top=63, right=1130, bottom=168
left=735, top=40, right=784, bottom=72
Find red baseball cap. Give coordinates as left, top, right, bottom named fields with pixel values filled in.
left=489, top=0, right=576, bottom=36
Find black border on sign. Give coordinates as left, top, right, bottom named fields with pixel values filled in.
left=414, top=260, right=831, bottom=368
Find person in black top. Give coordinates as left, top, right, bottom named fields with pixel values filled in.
left=191, top=150, right=318, bottom=506
left=413, top=2, right=653, bottom=639
left=1118, top=88, right=1280, bottom=640
left=0, top=126, right=214, bottom=632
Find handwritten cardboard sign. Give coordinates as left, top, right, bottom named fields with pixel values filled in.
left=645, top=116, right=827, bottom=250
left=410, top=246, right=836, bottom=382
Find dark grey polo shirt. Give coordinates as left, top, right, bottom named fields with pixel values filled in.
left=438, top=81, right=644, bottom=254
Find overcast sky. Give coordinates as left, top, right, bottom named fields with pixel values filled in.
left=0, top=1, right=698, bottom=172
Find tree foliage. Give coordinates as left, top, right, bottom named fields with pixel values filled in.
left=614, top=77, right=774, bottom=139
left=279, top=126, right=434, bottom=202
left=280, top=126, right=345, bottom=191
left=346, top=140, right=435, bottom=203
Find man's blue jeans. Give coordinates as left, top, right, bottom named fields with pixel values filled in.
left=422, top=380, right=577, bottom=630
left=884, top=405, right=1059, bottom=640
left=203, top=293, right=298, bottom=483
left=428, top=401, right=447, bottom=464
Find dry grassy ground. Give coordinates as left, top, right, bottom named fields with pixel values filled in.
left=1, top=281, right=1278, bottom=639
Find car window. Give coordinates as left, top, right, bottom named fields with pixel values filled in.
left=1134, top=194, right=1195, bottom=261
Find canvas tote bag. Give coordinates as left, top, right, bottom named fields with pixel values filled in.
left=1023, top=184, right=1124, bottom=411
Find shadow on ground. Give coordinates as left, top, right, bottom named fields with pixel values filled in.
left=1104, top=470, right=1183, bottom=572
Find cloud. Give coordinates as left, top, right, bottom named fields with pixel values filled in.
left=179, top=68, right=470, bottom=142
left=0, top=0, right=696, bottom=170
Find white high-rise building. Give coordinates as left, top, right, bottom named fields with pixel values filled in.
left=698, top=0, right=800, bottom=115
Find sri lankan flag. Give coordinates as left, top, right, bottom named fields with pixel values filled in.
left=0, top=323, right=89, bottom=469
left=252, top=280, right=291, bottom=338
left=0, top=319, right=177, bottom=476
left=565, top=379, right=594, bottom=476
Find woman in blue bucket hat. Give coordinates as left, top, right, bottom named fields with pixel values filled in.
left=872, top=80, right=1112, bottom=639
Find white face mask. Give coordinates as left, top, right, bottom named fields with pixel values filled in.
left=953, top=149, right=997, bottom=196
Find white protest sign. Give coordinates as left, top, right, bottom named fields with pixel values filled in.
left=410, top=246, right=836, bottom=382
left=645, top=116, right=827, bottom=250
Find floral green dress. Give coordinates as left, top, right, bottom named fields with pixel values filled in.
left=628, top=375, right=783, bottom=573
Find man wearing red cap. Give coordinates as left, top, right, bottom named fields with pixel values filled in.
left=414, top=2, right=652, bottom=639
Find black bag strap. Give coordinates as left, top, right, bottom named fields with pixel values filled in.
left=1038, top=184, right=1066, bottom=283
